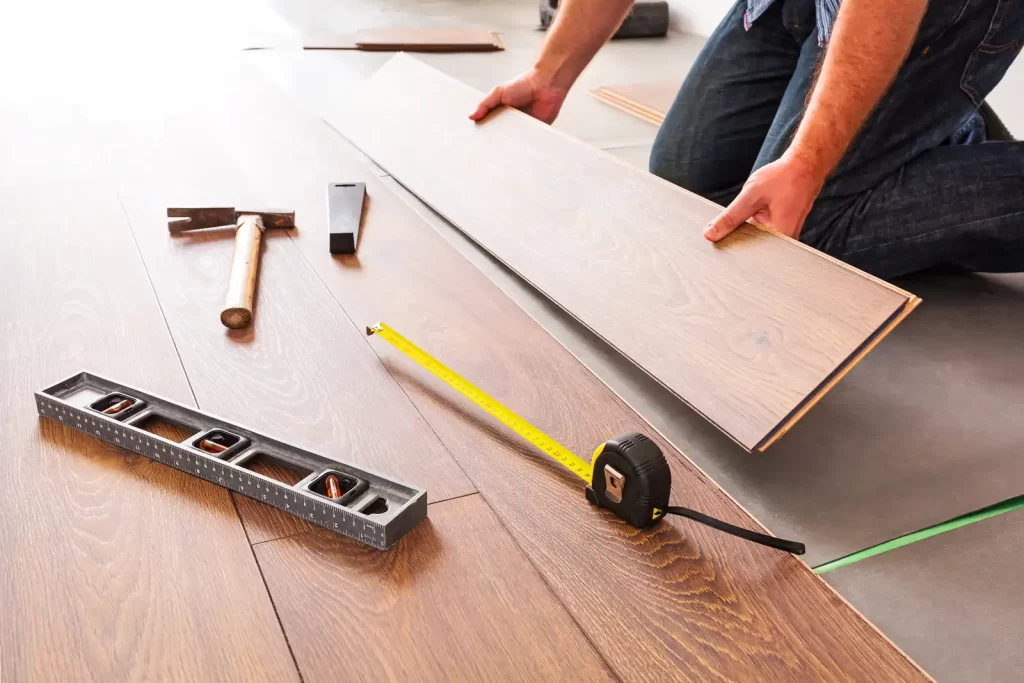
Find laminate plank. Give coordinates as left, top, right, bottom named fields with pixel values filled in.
left=254, top=494, right=616, bottom=682
left=354, top=27, right=503, bottom=51
left=330, top=54, right=919, bottom=452
left=590, top=80, right=680, bottom=125
left=0, top=92, right=299, bottom=681
left=825, top=508, right=1024, bottom=682
left=304, top=28, right=503, bottom=52
left=82, top=79, right=476, bottom=545
left=207, top=65, right=927, bottom=680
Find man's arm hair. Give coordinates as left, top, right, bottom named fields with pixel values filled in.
left=534, top=0, right=635, bottom=89
left=787, top=0, right=929, bottom=180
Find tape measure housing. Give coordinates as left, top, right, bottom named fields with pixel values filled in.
left=586, top=433, right=671, bottom=527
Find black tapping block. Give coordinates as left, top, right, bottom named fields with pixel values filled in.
left=328, top=182, right=366, bottom=254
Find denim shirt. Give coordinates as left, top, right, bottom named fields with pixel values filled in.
left=746, top=0, right=842, bottom=45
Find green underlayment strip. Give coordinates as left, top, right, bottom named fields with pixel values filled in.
left=813, top=495, right=1024, bottom=575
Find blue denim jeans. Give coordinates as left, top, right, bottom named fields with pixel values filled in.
left=650, top=0, right=1024, bottom=278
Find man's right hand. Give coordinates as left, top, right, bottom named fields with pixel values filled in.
left=468, top=69, right=569, bottom=124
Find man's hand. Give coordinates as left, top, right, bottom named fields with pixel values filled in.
left=469, top=69, right=568, bottom=124
left=469, top=0, right=635, bottom=124
left=704, top=152, right=824, bottom=242
left=706, top=0, right=927, bottom=244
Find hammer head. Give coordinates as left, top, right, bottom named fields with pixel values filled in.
left=167, top=207, right=295, bottom=234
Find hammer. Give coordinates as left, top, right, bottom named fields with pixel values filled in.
left=167, top=207, right=295, bottom=329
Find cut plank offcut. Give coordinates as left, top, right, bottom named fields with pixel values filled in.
left=330, top=54, right=920, bottom=452
left=304, top=28, right=503, bottom=52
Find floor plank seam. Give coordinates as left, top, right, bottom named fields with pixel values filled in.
left=250, top=528, right=314, bottom=548
left=424, top=490, right=481, bottom=507
left=469, top=490, right=626, bottom=683
left=232, top=492, right=307, bottom=683
left=116, top=190, right=306, bottom=681
left=280, top=199, right=622, bottom=680
left=114, top=192, right=202, bottom=408
left=248, top=493, right=488, bottom=550
left=278, top=228, right=483, bottom=503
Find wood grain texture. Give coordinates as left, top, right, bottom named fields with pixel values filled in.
left=254, top=494, right=615, bottom=682
left=203, top=65, right=928, bottom=681
left=83, top=81, right=476, bottom=545
left=0, top=93, right=298, bottom=682
left=590, top=80, right=681, bottom=125
left=333, top=54, right=918, bottom=451
left=825, top=508, right=1024, bottom=683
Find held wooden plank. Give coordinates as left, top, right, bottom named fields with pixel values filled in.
left=254, top=494, right=616, bottom=682
left=84, top=83, right=476, bottom=545
left=331, top=54, right=920, bottom=452
left=205, top=66, right=927, bottom=681
left=0, top=95, right=298, bottom=681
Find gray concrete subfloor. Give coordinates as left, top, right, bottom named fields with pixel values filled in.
left=248, top=0, right=1024, bottom=565
left=825, top=507, right=1024, bottom=683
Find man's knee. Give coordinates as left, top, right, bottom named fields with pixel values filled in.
left=648, top=141, right=740, bottom=205
left=648, top=141, right=694, bottom=191
left=649, top=137, right=709, bottom=197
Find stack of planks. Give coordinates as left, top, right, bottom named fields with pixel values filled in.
left=590, top=79, right=682, bottom=125
left=331, top=55, right=920, bottom=453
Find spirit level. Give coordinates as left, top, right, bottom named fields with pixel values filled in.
left=35, top=371, right=426, bottom=549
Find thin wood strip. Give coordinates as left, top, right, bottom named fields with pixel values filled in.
left=592, top=88, right=667, bottom=119
left=589, top=89, right=665, bottom=125
left=332, top=54, right=918, bottom=451
left=591, top=80, right=681, bottom=123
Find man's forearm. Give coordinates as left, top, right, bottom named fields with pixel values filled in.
left=534, top=0, right=635, bottom=88
left=788, top=0, right=928, bottom=180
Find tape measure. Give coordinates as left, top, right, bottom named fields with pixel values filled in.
left=367, top=322, right=805, bottom=554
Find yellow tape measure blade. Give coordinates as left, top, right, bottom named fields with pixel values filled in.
left=367, top=322, right=593, bottom=482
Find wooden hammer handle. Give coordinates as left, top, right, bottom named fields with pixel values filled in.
left=221, top=215, right=264, bottom=329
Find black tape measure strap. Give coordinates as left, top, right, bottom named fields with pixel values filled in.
left=662, top=506, right=806, bottom=555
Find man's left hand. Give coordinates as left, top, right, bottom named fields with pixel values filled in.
left=703, top=152, right=825, bottom=242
